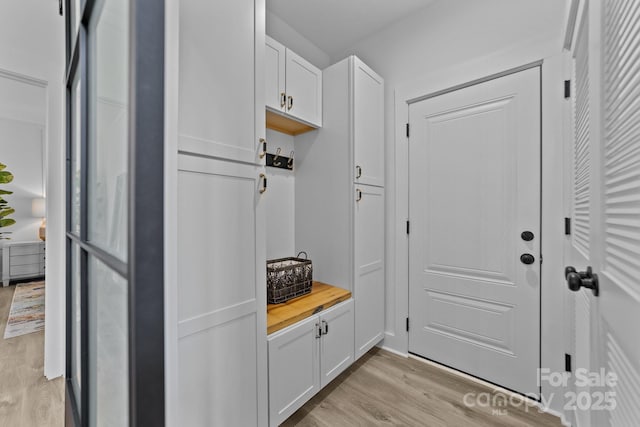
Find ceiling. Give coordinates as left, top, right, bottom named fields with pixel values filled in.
left=267, top=0, right=435, bottom=58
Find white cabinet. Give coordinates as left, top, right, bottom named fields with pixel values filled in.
left=353, top=59, right=384, bottom=187
left=268, top=300, right=353, bottom=427
left=265, top=36, right=322, bottom=128
left=319, top=298, right=355, bottom=387
left=179, top=0, right=265, bottom=164
left=296, top=56, right=385, bottom=362
left=2, top=241, right=46, bottom=286
left=265, top=36, right=286, bottom=113
left=354, top=185, right=385, bottom=358
left=173, top=0, right=267, bottom=425
left=267, top=315, right=320, bottom=427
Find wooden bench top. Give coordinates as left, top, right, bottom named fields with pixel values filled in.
left=267, top=281, right=351, bottom=335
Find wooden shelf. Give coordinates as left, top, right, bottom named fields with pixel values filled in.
left=266, top=110, right=317, bottom=136
left=267, top=281, right=351, bottom=335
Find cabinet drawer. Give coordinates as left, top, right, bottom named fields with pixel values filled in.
left=10, top=263, right=41, bottom=276
left=11, top=254, right=44, bottom=266
left=10, top=245, right=42, bottom=256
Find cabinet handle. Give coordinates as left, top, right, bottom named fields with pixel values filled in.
left=259, top=173, right=267, bottom=194
left=287, top=96, right=293, bottom=111
left=356, top=189, right=362, bottom=202
left=280, top=92, right=286, bottom=108
left=258, top=138, right=267, bottom=159
left=355, top=165, right=362, bottom=179
left=315, top=323, right=322, bottom=339
left=322, top=320, right=328, bottom=335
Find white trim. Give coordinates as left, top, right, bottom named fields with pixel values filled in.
left=0, top=67, right=47, bottom=88
left=163, top=0, right=180, bottom=423
left=378, top=344, right=407, bottom=359
left=407, top=60, right=543, bottom=104
left=563, top=0, right=580, bottom=51
left=388, top=48, right=568, bottom=415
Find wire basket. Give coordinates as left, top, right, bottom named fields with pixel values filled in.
left=267, top=251, right=312, bottom=304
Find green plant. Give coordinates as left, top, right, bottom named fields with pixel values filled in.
left=0, top=162, right=15, bottom=239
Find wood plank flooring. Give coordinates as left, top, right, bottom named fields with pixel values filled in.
left=283, top=348, right=563, bottom=427
left=0, top=284, right=64, bottom=427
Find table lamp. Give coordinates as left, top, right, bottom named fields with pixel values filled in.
left=31, top=197, right=46, bottom=241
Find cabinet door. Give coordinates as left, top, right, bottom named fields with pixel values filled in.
left=268, top=315, right=320, bottom=427
left=319, top=299, right=354, bottom=388
left=177, top=154, right=267, bottom=427
left=285, top=49, right=322, bottom=127
left=265, top=36, right=286, bottom=112
left=353, top=58, right=384, bottom=187
left=354, top=185, right=385, bottom=359
left=178, top=0, right=264, bottom=163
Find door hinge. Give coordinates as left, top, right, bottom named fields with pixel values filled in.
left=540, top=254, right=543, bottom=264
left=406, top=220, right=410, bottom=235
left=565, top=217, right=571, bottom=235
left=406, top=123, right=410, bottom=138
left=565, top=353, right=572, bottom=372
left=406, top=317, right=410, bottom=332
left=564, top=80, right=571, bottom=98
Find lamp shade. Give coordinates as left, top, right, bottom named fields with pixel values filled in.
left=31, top=198, right=46, bottom=218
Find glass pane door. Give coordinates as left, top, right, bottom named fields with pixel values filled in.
left=64, top=0, right=164, bottom=425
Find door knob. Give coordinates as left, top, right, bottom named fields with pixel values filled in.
left=520, top=253, right=535, bottom=264
left=565, top=266, right=599, bottom=296
left=521, top=231, right=534, bottom=241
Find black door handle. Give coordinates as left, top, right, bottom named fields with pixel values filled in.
left=521, top=231, right=534, bottom=241
left=520, top=253, right=535, bottom=264
left=564, top=266, right=599, bottom=296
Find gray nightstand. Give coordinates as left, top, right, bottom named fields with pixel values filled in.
left=2, top=241, right=46, bottom=287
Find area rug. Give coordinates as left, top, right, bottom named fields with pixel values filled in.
left=3, top=281, right=45, bottom=339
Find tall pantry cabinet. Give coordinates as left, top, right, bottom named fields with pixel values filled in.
left=296, top=56, right=385, bottom=360
left=169, top=0, right=268, bottom=426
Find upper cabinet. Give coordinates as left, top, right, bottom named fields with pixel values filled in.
left=265, top=36, right=322, bottom=134
left=265, top=36, right=286, bottom=113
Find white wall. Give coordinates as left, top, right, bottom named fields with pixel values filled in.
left=0, top=116, right=45, bottom=245
left=335, top=0, right=570, bottom=418
left=265, top=129, right=296, bottom=260
left=0, top=1, right=65, bottom=378
left=266, top=10, right=331, bottom=69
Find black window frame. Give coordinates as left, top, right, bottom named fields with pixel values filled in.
left=64, top=0, right=165, bottom=425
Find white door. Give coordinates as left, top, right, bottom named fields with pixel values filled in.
left=408, top=67, right=541, bottom=395
left=265, top=36, right=286, bottom=112
left=354, top=184, right=385, bottom=359
left=284, top=49, right=322, bottom=126
left=353, top=58, right=384, bottom=187
left=320, top=299, right=354, bottom=388
left=268, top=315, right=320, bottom=427
left=564, top=1, right=640, bottom=425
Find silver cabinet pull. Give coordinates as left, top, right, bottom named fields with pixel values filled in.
left=287, top=96, right=293, bottom=111
left=322, top=320, right=328, bottom=335
left=356, top=165, right=362, bottom=179
left=259, top=138, right=267, bottom=159
left=315, top=323, right=322, bottom=339
left=356, top=189, right=362, bottom=202
left=280, top=92, right=286, bottom=108
left=259, top=173, right=267, bottom=194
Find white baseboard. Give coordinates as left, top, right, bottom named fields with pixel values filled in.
left=378, top=344, right=408, bottom=358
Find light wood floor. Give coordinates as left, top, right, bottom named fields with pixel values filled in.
left=283, top=348, right=563, bottom=427
left=0, top=284, right=64, bottom=427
